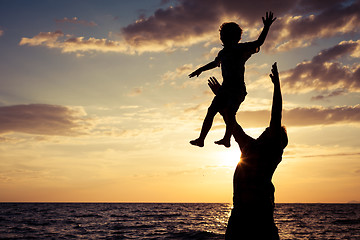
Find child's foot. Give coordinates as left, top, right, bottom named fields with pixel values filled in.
left=215, top=139, right=230, bottom=148
left=190, top=138, right=204, bottom=147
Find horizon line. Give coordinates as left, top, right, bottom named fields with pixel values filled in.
left=0, top=201, right=359, bottom=204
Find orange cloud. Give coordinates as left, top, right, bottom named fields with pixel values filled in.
left=0, top=104, right=93, bottom=136
left=19, top=30, right=64, bottom=48
left=19, top=31, right=132, bottom=54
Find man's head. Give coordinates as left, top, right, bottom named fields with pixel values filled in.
left=219, top=22, right=242, bottom=45
left=258, top=126, right=288, bottom=150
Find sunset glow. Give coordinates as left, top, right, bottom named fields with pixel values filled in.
left=0, top=0, right=359, bottom=203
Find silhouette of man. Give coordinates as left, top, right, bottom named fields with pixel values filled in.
left=208, top=63, right=288, bottom=240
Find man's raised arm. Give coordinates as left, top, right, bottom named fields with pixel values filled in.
left=269, top=62, right=282, bottom=130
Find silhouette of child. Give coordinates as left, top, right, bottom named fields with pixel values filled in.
left=189, top=12, right=276, bottom=148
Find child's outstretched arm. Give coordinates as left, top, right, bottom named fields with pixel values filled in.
left=254, top=11, right=276, bottom=47
left=189, top=60, right=219, bottom=78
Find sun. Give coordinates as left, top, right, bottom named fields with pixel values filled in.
left=217, top=147, right=241, bottom=168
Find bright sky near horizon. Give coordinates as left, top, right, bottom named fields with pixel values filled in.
left=0, top=0, right=359, bottom=203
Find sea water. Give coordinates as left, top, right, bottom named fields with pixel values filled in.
left=0, top=203, right=359, bottom=239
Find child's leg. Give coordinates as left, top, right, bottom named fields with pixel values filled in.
left=190, top=107, right=218, bottom=147
left=215, top=109, right=235, bottom=148
left=215, top=90, right=246, bottom=148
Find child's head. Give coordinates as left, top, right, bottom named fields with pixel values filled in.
left=219, top=22, right=242, bottom=45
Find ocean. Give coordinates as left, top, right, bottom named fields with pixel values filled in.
left=0, top=203, right=359, bottom=239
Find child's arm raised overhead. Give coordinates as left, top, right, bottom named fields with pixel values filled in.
left=189, top=60, right=219, bottom=78
left=254, top=11, right=276, bottom=47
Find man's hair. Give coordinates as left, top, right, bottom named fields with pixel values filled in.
left=280, top=126, right=288, bottom=149
left=258, top=126, right=288, bottom=149
left=219, top=22, right=242, bottom=45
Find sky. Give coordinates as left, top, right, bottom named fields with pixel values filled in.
left=0, top=0, right=359, bottom=203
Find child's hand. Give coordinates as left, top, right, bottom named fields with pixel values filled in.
left=189, top=69, right=202, bottom=78
left=262, top=11, right=276, bottom=27
left=269, top=62, right=279, bottom=85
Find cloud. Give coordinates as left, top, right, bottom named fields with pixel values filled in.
left=120, top=0, right=291, bottom=52
left=121, top=0, right=360, bottom=52
left=55, top=17, right=97, bottom=26
left=203, top=47, right=222, bottom=60
left=161, top=63, right=223, bottom=89
left=311, top=89, right=347, bottom=101
left=184, top=103, right=208, bottom=114
left=0, top=104, right=93, bottom=136
left=281, top=40, right=360, bottom=93
left=283, top=105, right=360, bottom=126
left=19, top=30, right=132, bottom=54
left=120, top=1, right=222, bottom=53
left=19, top=30, right=64, bottom=47
left=0, top=29, right=3, bottom=37
left=265, top=1, right=360, bottom=51
left=161, top=64, right=193, bottom=82
left=235, top=105, right=360, bottom=128
left=19, top=0, right=360, bottom=54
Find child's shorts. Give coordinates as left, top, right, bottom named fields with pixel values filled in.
left=209, top=86, right=247, bottom=113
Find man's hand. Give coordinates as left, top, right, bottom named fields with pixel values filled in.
left=262, top=11, right=276, bottom=27
left=269, top=62, right=279, bottom=85
left=189, top=69, right=202, bottom=78
left=208, top=76, right=221, bottom=95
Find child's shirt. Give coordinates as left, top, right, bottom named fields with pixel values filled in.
left=214, top=42, right=260, bottom=91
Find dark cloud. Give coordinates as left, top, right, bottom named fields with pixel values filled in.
left=282, top=40, right=360, bottom=93
left=294, top=0, right=345, bottom=13
left=121, top=0, right=360, bottom=52
left=265, top=0, right=360, bottom=51
left=19, top=0, right=360, bottom=54
left=311, top=89, right=347, bottom=101
left=236, top=105, right=360, bottom=127
left=0, top=104, right=92, bottom=136
left=121, top=0, right=223, bottom=51
left=283, top=105, right=360, bottom=126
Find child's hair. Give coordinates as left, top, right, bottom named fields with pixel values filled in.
left=219, top=22, right=242, bottom=45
